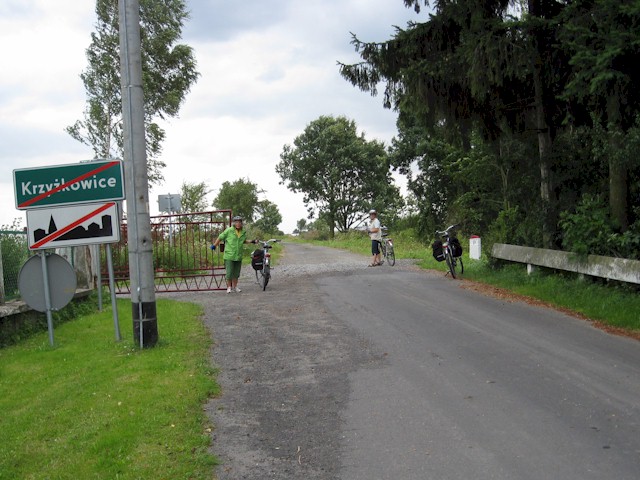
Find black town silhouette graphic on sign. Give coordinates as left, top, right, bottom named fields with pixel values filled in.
left=33, top=215, right=113, bottom=243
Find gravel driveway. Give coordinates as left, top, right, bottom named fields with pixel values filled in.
left=167, top=242, right=409, bottom=479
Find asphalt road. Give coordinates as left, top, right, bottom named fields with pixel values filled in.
left=174, top=242, right=640, bottom=479
left=318, top=266, right=640, bottom=479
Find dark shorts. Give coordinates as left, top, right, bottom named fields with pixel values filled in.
left=371, top=240, right=381, bottom=255
left=224, top=260, right=242, bottom=280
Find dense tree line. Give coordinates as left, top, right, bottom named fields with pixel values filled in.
left=339, top=0, right=640, bottom=258
left=180, top=178, right=283, bottom=235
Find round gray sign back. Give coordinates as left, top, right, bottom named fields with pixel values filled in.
left=18, top=253, right=77, bottom=312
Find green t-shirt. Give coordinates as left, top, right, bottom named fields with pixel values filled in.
left=218, top=226, right=247, bottom=261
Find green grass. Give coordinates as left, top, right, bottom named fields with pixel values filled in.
left=290, top=229, right=432, bottom=261
left=0, top=299, right=219, bottom=480
left=459, top=263, right=640, bottom=330
left=293, top=232, right=640, bottom=332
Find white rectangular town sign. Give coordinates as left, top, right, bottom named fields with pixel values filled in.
left=26, top=202, right=121, bottom=250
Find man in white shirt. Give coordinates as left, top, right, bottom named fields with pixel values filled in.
left=367, top=209, right=382, bottom=266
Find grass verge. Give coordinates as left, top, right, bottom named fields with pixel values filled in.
left=292, top=232, right=640, bottom=333
left=0, top=298, right=219, bottom=479
left=456, top=261, right=640, bottom=332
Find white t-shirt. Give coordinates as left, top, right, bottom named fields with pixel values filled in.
left=369, top=218, right=382, bottom=241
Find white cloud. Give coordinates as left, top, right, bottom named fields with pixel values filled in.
left=0, top=1, right=92, bottom=95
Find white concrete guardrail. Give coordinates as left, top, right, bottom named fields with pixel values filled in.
left=491, top=243, right=640, bottom=285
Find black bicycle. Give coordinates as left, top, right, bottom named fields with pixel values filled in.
left=434, top=225, right=464, bottom=279
left=251, top=239, right=279, bottom=290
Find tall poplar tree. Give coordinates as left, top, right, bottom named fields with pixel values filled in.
left=67, top=0, right=199, bottom=184
left=180, top=180, right=210, bottom=213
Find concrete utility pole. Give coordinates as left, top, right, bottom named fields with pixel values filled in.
left=118, top=0, right=158, bottom=347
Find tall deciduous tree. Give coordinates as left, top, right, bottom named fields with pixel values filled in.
left=212, top=178, right=261, bottom=222
left=296, top=218, right=308, bottom=233
left=253, top=200, right=283, bottom=234
left=180, top=180, right=210, bottom=213
left=277, top=115, right=398, bottom=238
left=67, top=0, right=199, bottom=184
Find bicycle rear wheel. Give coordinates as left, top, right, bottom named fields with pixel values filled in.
left=386, top=243, right=396, bottom=266
left=445, top=250, right=457, bottom=278
left=458, top=257, right=464, bottom=274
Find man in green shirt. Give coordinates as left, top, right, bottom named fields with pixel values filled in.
left=211, top=215, right=257, bottom=293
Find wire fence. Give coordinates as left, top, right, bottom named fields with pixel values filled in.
left=1, top=230, right=29, bottom=303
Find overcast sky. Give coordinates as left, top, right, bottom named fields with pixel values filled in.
left=1, top=0, right=424, bottom=233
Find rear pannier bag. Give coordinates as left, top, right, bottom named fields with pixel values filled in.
left=251, top=249, right=264, bottom=270
left=432, top=240, right=445, bottom=262
left=450, top=237, right=463, bottom=257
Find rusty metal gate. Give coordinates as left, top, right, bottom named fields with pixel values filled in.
left=102, top=210, right=232, bottom=293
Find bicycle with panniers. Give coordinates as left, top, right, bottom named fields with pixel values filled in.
left=432, top=224, right=464, bottom=278
left=379, top=226, right=396, bottom=266
left=251, top=239, right=280, bottom=290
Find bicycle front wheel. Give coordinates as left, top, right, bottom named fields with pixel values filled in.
left=445, top=250, right=457, bottom=279
left=256, top=268, right=266, bottom=289
left=262, top=264, right=270, bottom=291
left=386, top=243, right=395, bottom=266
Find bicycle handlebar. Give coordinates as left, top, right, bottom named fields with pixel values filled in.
left=435, top=224, right=459, bottom=236
left=256, top=239, right=280, bottom=246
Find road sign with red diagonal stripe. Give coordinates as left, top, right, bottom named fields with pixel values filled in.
left=14, top=160, right=125, bottom=210
left=26, top=202, right=121, bottom=250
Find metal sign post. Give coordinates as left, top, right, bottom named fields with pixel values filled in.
left=105, top=244, right=121, bottom=341
left=95, top=244, right=103, bottom=311
left=40, top=252, right=55, bottom=346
